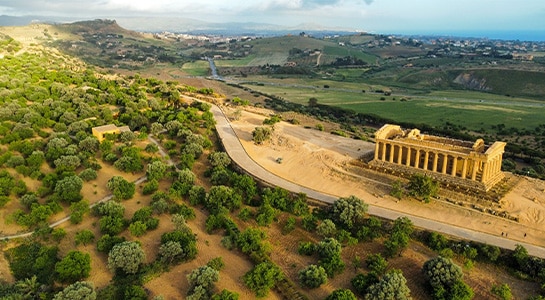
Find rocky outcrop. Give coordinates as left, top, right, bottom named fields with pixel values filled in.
left=453, top=72, right=492, bottom=91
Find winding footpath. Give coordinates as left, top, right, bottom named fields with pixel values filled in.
left=210, top=104, right=545, bottom=258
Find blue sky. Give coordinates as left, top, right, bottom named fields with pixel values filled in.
left=1, top=0, right=544, bottom=35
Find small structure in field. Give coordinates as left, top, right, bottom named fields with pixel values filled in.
left=92, top=124, right=131, bottom=142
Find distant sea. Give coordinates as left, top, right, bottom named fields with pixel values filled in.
left=396, top=30, right=545, bottom=42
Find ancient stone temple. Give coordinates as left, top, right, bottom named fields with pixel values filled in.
left=370, top=124, right=506, bottom=191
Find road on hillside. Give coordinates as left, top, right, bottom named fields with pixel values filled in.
left=210, top=104, right=545, bottom=258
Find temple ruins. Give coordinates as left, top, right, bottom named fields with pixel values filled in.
left=370, top=124, right=506, bottom=191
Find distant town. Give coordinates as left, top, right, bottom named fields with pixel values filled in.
left=152, top=31, right=545, bottom=62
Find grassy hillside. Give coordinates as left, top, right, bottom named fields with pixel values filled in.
left=215, top=35, right=377, bottom=68
left=51, top=19, right=190, bottom=69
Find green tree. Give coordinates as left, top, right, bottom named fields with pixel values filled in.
left=54, top=175, right=83, bottom=203
left=78, top=136, right=100, bottom=154
left=55, top=251, right=91, bottom=283
left=332, top=195, right=368, bottom=229
left=160, top=229, right=198, bottom=262
left=107, top=175, right=135, bottom=200
left=352, top=273, right=379, bottom=296
left=208, top=152, right=231, bottom=169
left=15, top=275, right=44, bottom=300
left=54, top=155, right=82, bottom=172
left=364, top=269, right=411, bottom=300
left=390, top=180, right=405, bottom=200
left=207, top=257, right=225, bottom=271
left=107, top=241, right=146, bottom=275
left=256, top=201, right=277, bottom=226
left=407, top=174, right=439, bottom=202
left=70, top=200, right=90, bottom=224
left=423, top=256, right=472, bottom=300
left=129, top=221, right=148, bottom=237
left=19, top=192, right=38, bottom=209
left=182, top=142, right=204, bottom=159
left=233, top=173, right=257, bottom=202
left=316, top=238, right=345, bottom=277
left=75, top=229, right=95, bottom=246
left=187, top=265, right=219, bottom=293
left=146, top=160, right=168, bottom=181
left=317, top=219, right=337, bottom=238
left=96, top=234, right=126, bottom=253
left=384, top=217, right=413, bottom=258
left=79, top=168, right=98, bottom=181
left=212, top=289, right=239, bottom=300
left=6, top=242, right=58, bottom=284
left=298, top=264, right=328, bottom=288
left=99, top=215, right=125, bottom=235
left=252, top=127, right=272, bottom=144
left=491, top=283, right=512, bottom=300
left=53, top=281, right=96, bottom=300
left=366, top=253, right=388, bottom=276
left=236, top=227, right=269, bottom=256
left=325, top=289, right=357, bottom=300
left=205, top=185, right=242, bottom=214
left=243, top=262, right=283, bottom=298
left=158, top=240, right=184, bottom=264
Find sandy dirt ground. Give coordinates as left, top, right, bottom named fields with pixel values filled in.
left=228, top=107, right=545, bottom=248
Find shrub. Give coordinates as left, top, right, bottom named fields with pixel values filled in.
left=75, top=230, right=95, bottom=246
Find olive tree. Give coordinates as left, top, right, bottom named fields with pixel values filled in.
left=146, top=160, right=168, bottom=181
left=407, top=174, right=439, bottom=202
left=243, top=262, right=283, bottom=298
left=55, top=251, right=91, bottom=283
left=422, top=256, right=473, bottom=300
left=252, top=127, right=272, bottom=144
left=53, top=281, right=96, bottom=300
left=107, top=176, right=135, bottom=200
left=54, top=175, right=83, bottom=203
left=325, top=289, right=357, bottom=300
left=107, top=241, right=146, bottom=274
left=364, top=269, right=411, bottom=300
left=208, top=152, right=231, bottom=169
left=317, top=219, right=337, bottom=238
left=299, top=264, right=328, bottom=288
left=187, top=265, right=219, bottom=294
left=332, top=195, right=368, bottom=229
left=159, top=241, right=184, bottom=264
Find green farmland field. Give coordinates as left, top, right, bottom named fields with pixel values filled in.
left=241, top=81, right=545, bottom=132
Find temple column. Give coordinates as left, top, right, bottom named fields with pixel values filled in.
left=414, top=149, right=420, bottom=169
left=432, top=152, right=439, bottom=172
left=423, top=151, right=429, bottom=171
left=451, top=157, right=457, bottom=177
left=381, top=142, right=386, bottom=161
left=461, top=158, right=468, bottom=179
left=374, top=142, right=379, bottom=160
left=389, top=144, right=395, bottom=163
left=490, top=157, right=497, bottom=176
left=481, top=162, right=489, bottom=182
left=471, top=159, right=478, bottom=180
left=397, top=146, right=403, bottom=164
left=405, top=147, right=411, bottom=166
left=442, top=154, right=448, bottom=174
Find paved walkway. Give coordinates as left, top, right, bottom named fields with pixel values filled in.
left=210, top=104, right=545, bottom=258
